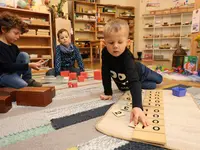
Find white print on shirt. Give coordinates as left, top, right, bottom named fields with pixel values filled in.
left=110, top=70, right=129, bottom=88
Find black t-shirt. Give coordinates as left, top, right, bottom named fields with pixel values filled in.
left=0, top=41, right=28, bottom=75
left=101, top=47, right=143, bottom=109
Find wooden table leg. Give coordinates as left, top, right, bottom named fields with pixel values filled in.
left=90, top=43, right=93, bottom=63
left=100, top=40, right=103, bottom=64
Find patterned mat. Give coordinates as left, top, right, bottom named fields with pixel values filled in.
left=0, top=82, right=200, bottom=150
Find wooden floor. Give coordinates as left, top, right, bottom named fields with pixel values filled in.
left=84, top=60, right=200, bottom=88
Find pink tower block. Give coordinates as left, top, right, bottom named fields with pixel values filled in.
left=69, top=72, right=77, bottom=80
left=60, top=71, right=70, bottom=77
left=78, top=76, right=85, bottom=82
left=80, top=72, right=88, bottom=79
left=94, top=70, right=102, bottom=80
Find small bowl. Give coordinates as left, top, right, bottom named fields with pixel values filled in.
left=172, top=87, right=186, bottom=97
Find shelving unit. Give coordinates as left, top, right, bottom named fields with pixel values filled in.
left=143, top=12, right=192, bottom=61
left=0, top=6, right=53, bottom=73
left=70, top=1, right=135, bottom=62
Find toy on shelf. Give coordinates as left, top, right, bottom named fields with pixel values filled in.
left=172, top=87, right=186, bottom=97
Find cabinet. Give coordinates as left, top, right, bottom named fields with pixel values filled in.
left=143, top=12, right=192, bottom=61
left=0, top=6, right=53, bottom=73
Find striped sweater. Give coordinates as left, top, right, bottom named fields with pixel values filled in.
left=55, top=44, right=84, bottom=76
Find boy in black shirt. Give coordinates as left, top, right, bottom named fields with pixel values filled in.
left=0, top=12, right=43, bottom=88
left=101, top=19, right=163, bottom=127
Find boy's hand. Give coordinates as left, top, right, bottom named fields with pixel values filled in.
left=130, top=107, right=150, bottom=127
left=29, top=60, right=44, bottom=70
left=100, top=94, right=112, bottom=100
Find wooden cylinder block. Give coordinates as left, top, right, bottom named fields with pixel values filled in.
left=16, top=87, right=52, bottom=107
left=0, top=95, right=12, bottom=113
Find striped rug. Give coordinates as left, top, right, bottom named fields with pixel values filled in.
left=0, top=81, right=200, bottom=150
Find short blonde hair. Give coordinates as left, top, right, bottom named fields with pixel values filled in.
left=103, top=19, right=129, bottom=38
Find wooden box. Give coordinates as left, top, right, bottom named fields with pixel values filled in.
left=0, top=88, right=17, bottom=102
left=16, top=87, right=52, bottom=107
left=0, top=95, right=12, bottom=113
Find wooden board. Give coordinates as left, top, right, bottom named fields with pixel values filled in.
left=96, top=90, right=167, bottom=147
left=96, top=90, right=200, bottom=149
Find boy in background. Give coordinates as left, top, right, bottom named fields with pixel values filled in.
left=46, top=29, right=84, bottom=76
left=101, top=19, right=163, bottom=126
left=0, top=12, right=43, bottom=88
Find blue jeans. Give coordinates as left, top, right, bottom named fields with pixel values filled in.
left=140, top=63, right=163, bottom=89
left=0, top=52, right=32, bottom=89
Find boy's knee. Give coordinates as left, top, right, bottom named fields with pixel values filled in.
left=17, top=52, right=30, bottom=63
left=14, top=82, right=28, bottom=89
left=157, top=74, right=163, bottom=84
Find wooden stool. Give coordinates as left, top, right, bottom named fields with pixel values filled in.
left=0, top=95, right=12, bottom=113
left=16, top=87, right=52, bottom=107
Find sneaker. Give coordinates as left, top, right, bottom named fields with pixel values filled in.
left=26, top=79, right=42, bottom=87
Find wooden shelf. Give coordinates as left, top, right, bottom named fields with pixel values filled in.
left=97, top=22, right=106, bottom=25
left=154, top=59, right=170, bottom=61
left=144, top=25, right=191, bottom=29
left=75, top=12, right=96, bottom=15
left=75, top=19, right=96, bottom=22
left=0, top=6, right=53, bottom=71
left=118, top=16, right=135, bottom=19
left=28, top=23, right=50, bottom=27
left=100, top=12, right=115, bottom=15
left=20, top=35, right=50, bottom=38
left=0, top=6, right=49, bottom=15
left=75, top=0, right=96, bottom=5
left=19, top=46, right=51, bottom=49
left=75, top=30, right=95, bottom=33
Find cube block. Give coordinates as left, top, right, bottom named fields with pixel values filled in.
left=80, top=72, right=88, bottom=79
left=60, top=71, right=70, bottom=77
left=0, top=95, right=12, bottom=113
left=94, top=70, right=102, bottom=80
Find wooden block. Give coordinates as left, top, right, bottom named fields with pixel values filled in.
left=143, top=98, right=163, bottom=103
left=69, top=73, right=77, bottom=80
left=135, top=123, right=165, bottom=134
left=0, top=88, right=17, bottom=102
left=144, top=113, right=164, bottom=119
left=72, top=82, right=78, bottom=88
left=68, top=82, right=73, bottom=88
left=16, top=87, right=52, bottom=107
left=43, top=86, right=56, bottom=98
left=133, top=130, right=166, bottom=145
left=80, top=72, right=88, bottom=79
left=0, top=95, right=12, bottom=113
left=147, top=118, right=165, bottom=126
left=60, top=71, right=70, bottom=77
left=78, top=76, right=85, bottom=82
left=94, top=70, right=102, bottom=80
left=143, top=102, right=164, bottom=108
left=143, top=107, right=164, bottom=114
